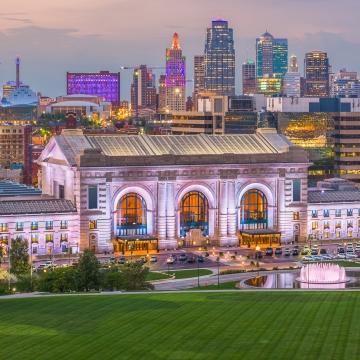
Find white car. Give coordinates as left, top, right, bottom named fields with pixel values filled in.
left=346, top=252, right=357, bottom=259
left=166, top=256, right=175, bottom=264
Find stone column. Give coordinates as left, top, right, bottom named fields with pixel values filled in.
left=227, top=180, right=238, bottom=245
left=166, top=182, right=177, bottom=249
left=219, top=180, right=228, bottom=243
left=157, top=182, right=167, bottom=249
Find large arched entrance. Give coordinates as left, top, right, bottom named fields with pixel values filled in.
left=180, top=191, right=209, bottom=237
left=240, top=189, right=268, bottom=230
left=116, top=193, right=147, bottom=236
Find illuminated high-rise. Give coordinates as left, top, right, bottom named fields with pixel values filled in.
left=204, top=20, right=235, bottom=96
left=283, top=55, right=301, bottom=97
left=256, top=32, right=288, bottom=79
left=242, top=59, right=256, bottom=95
left=304, top=51, right=330, bottom=97
left=165, top=33, right=186, bottom=111
left=194, top=55, right=205, bottom=96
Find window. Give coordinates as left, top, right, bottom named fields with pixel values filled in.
left=88, top=185, right=98, bottom=209
left=311, top=210, right=318, bottom=218
left=31, top=234, right=39, bottom=243
left=323, top=222, right=330, bottom=229
left=60, top=221, right=68, bottom=230
left=347, top=220, right=353, bottom=228
left=16, top=222, right=23, bottom=231
left=45, top=221, right=53, bottom=230
left=312, top=222, right=318, bottom=230
left=45, top=233, right=53, bottom=242
left=89, top=220, right=97, bottom=230
left=31, top=222, right=38, bottom=231
left=335, top=209, right=341, bottom=217
left=336, top=221, right=342, bottom=229
left=0, top=223, right=8, bottom=232
left=293, top=212, right=300, bottom=220
left=347, top=209, right=353, bottom=217
left=292, top=179, right=301, bottom=202
left=323, top=210, right=329, bottom=218
left=59, top=185, right=65, bottom=199
left=240, top=189, right=268, bottom=230
left=60, top=233, right=68, bottom=241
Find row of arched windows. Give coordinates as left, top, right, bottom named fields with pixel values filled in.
left=116, top=190, right=268, bottom=237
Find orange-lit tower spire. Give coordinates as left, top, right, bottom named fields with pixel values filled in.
left=172, top=32, right=180, bottom=50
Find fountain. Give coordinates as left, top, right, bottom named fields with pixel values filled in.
left=298, top=263, right=348, bottom=289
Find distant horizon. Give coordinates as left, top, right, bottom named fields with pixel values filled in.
left=1, top=0, right=359, bottom=100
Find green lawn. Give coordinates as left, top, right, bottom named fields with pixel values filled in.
left=146, top=271, right=171, bottom=281
left=170, top=268, right=213, bottom=279
left=194, top=280, right=239, bottom=290
left=1, top=292, right=360, bottom=359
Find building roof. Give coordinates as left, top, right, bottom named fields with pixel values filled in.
left=38, top=128, right=308, bottom=167
left=51, top=101, right=100, bottom=107
left=0, top=199, right=77, bottom=215
left=308, top=190, right=360, bottom=204
left=0, top=180, right=42, bottom=198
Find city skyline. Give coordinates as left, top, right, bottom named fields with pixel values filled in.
left=1, top=0, right=360, bottom=99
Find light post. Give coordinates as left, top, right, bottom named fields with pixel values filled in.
left=30, top=239, right=33, bottom=291
left=216, top=256, right=220, bottom=288
left=197, top=255, right=200, bottom=288
left=8, top=241, right=11, bottom=292
left=344, top=242, right=347, bottom=260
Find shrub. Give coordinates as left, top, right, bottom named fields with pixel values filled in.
left=102, top=271, right=124, bottom=291
left=38, top=268, right=77, bottom=293
left=120, top=263, right=153, bottom=291
left=220, top=269, right=246, bottom=275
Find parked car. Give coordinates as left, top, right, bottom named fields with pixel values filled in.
left=179, top=253, right=188, bottom=262
left=311, top=248, right=318, bottom=256
left=118, top=256, right=126, bottom=264
left=197, top=255, right=205, bottom=263
left=292, top=249, right=299, bottom=256
left=301, top=246, right=311, bottom=256
left=171, top=254, right=178, bottom=261
left=166, top=256, right=175, bottom=264
left=346, top=251, right=357, bottom=259
left=319, top=248, right=327, bottom=255
left=150, top=256, right=158, bottom=263
left=284, top=248, right=291, bottom=256
left=275, top=248, right=282, bottom=256
left=265, top=247, right=273, bottom=256
left=338, top=247, right=345, bottom=254
left=187, top=256, right=196, bottom=264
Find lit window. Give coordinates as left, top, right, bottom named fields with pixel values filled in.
left=312, top=222, right=318, bottom=230
left=31, top=222, right=38, bottom=231
left=89, top=220, right=97, bottom=230
left=45, top=233, right=54, bottom=242
left=0, top=223, right=8, bottom=232
left=31, top=234, right=39, bottom=243
left=293, top=212, right=300, bottom=220
left=60, top=221, right=68, bottom=230
left=60, top=233, right=68, bottom=241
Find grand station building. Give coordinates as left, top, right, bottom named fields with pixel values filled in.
left=33, top=128, right=310, bottom=254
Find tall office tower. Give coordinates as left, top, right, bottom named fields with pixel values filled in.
left=66, top=71, right=120, bottom=105
left=158, top=75, right=167, bottom=111
left=16, top=57, right=20, bottom=88
left=204, top=19, right=235, bottom=96
left=304, top=51, right=330, bottom=97
left=256, top=31, right=288, bottom=95
left=242, top=59, right=256, bottom=95
left=332, top=68, right=360, bottom=98
left=256, top=32, right=288, bottom=78
left=130, top=65, right=157, bottom=113
left=283, top=55, right=301, bottom=97
left=194, top=55, right=205, bottom=96
left=289, top=55, right=299, bottom=72
left=165, top=32, right=186, bottom=111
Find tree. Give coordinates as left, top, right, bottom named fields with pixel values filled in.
left=102, top=270, right=124, bottom=291
left=10, top=238, right=30, bottom=276
left=38, top=268, right=77, bottom=293
left=76, top=249, right=100, bottom=291
left=120, top=263, right=152, bottom=291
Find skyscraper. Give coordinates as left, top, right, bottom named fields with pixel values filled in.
left=204, top=20, right=235, bottom=96
left=304, top=51, right=330, bottom=97
left=130, top=65, right=157, bottom=112
left=283, top=55, right=301, bottom=97
left=158, top=75, right=167, bottom=111
left=332, top=68, right=359, bottom=98
left=165, top=33, right=186, bottom=111
left=194, top=55, right=205, bottom=96
left=242, top=59, right=256, bottom=95
left=256, top=31, right=288, bottom=95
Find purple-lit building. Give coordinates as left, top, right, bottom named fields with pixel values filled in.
left=66, top=71, right=120, bottom=105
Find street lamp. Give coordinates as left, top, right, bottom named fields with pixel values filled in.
left=216, top=256, right=220, bottom=288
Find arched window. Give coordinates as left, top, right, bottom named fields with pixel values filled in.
left=180, top=191, right=209, bottom=236
left=117, top=193, right=147, bottom=236
left=240, top=189, right=268, bottom=230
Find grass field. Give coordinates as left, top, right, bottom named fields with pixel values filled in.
left=1, top=292, right=360, bottom=360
